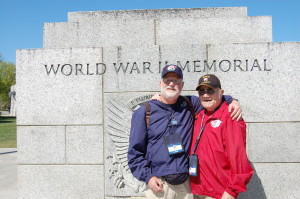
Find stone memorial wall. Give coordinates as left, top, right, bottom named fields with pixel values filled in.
left=17, top=7, right=300, bottom=199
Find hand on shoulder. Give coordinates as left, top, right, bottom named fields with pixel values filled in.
left=228, top=100, right=242, bottom=121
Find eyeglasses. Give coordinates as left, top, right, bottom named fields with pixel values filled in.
left=198, top=88, right=215, bottom=96
left=163, top=78, right=183, bottom=85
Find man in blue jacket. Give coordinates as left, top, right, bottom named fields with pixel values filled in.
left=128, top=65, right=241, bottom=199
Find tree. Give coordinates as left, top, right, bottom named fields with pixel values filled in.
left=0, top=55, right=16, bottom=111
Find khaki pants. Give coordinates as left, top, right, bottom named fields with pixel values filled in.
left=145, top=178, right=194, bottom=199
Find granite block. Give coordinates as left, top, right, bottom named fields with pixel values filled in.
left=18, top=165, right=104, bottom=199
left=78, top=19, right=154, bottom=48
left=66, top=125, right=104, bottom=164
left=68, top=7, right=248, bottom=22
left=156, top=16, right=272, bottom=45
left=16, top=48, right=103, bottom=125
left=44, top=16, right=270, bottom=49
left=43, top=19, right=155, bottom=48
left=247, top=123, right=300, bottom=162
left=206, top=42, right=300, bottom=122
left=103, top=45, right=161, bottom=92
left=43, top=22, right=79, bottom=48
left=17, top=126, right=65, bottom=164
left=239, top=163, right=300, bottom=199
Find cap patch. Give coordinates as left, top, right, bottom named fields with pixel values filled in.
left=167, top=65, right=177, bottom=71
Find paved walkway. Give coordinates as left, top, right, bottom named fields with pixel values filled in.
left=0, top=148, right=17, bottom=199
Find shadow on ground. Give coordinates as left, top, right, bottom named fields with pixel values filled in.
left=0, top=117, right=15, bottom=124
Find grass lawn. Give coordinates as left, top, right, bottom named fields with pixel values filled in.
left=0, top=116, right=17, bottom=148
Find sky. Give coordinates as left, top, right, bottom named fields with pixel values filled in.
left=0, top=0, right=299, bottom=64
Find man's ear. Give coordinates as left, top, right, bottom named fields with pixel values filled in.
left=219, top=89, right=224, bottom=97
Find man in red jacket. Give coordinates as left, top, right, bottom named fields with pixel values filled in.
left=190, top=74, right=253, bottom=199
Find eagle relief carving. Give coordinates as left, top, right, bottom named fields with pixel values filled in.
left=107, top=94, right=153, bottom=193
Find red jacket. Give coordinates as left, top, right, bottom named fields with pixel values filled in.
left=190, top=102, right=253, bottom=199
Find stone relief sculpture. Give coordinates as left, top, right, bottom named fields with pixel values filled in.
left=107, top=95, right=153, bottom=193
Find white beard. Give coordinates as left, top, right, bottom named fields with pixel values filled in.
left=161, top=86, right=181, bottom=101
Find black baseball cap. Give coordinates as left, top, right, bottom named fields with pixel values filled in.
left=196, top=74, right=221, bottom=90
left=161, top=65, right=183, bottom=79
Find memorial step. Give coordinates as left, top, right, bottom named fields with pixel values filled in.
left=68, top=7, right=248, bottom=22
left=43, top=16, right=272, bottom=48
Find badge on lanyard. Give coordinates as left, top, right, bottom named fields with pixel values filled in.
left=164, top=133, right=184, bottom=155
left=189, top=154, right=198, bottom=176
left=164, top=118, right=184, bottom=155
left=189, top=111, right=213, bottom=176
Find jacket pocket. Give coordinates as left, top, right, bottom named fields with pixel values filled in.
left=150, top=140, right=169, bottom=166
left=214, top=150, right=230, bottom=170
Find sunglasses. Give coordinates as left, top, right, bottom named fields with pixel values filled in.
left=198, top=88, right=215, bottom=96
left=163, top=78, right=183, bottom=85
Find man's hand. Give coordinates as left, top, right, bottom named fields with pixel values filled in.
left=151, top=93, right=161, bottom=101
left=221, top=191, right=235, bottom=199
left=228, top=100, right=242, bottom=121
left=148, top=176, right=163, bottom=193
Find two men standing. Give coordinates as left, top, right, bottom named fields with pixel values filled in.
left=128, top=65, right=252, bottom=199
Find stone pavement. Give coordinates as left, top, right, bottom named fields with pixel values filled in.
left=0, top=148, right=17, bottom=199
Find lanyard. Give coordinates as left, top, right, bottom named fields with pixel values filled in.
left=192, top=111, right=214, bottom=154
left=168, top=115, right=178, bottom=134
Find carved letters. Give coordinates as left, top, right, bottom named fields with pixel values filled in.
left=44, top=59, right=271, bottom=76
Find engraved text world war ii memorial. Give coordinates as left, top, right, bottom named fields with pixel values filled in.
left=17, top=7, right=300, bottom=199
